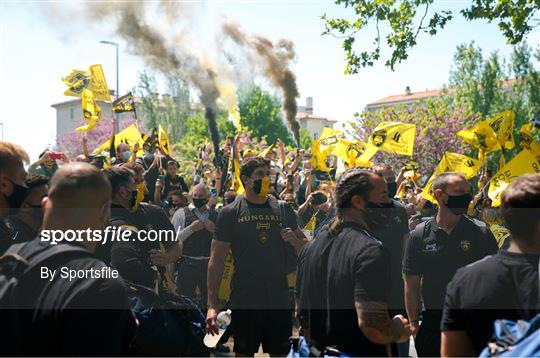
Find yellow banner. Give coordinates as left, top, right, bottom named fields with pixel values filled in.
left=421, top=152, right=481, bottom=203
left=63, top=64, right=111, bottom=103
left=485, top=110, right=515, bottom=150
left=369, top=122, right=416, bottom=156
left=520, top=123, right=540, bottom=156
left=93, top=124, right=145, bottom=156
left=488, top=223, right=511, bottom=248
left=76, top=89, right=102, bottom=133
left=218, top=253, right=234, bottom=307
left=488, top=149, right=540, bottom=206
left=332, top=138, right=377, bottom=167
left=317, top=127, right=342, bottom=153
left=158, top=125, right=172, bottom=156
left=458, top=121, right=500, bottom=153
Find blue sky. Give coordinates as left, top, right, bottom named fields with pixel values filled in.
left=1, top=0, right=538, bottom=161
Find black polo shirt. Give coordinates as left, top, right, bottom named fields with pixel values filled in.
left=403, top=215, right=498, bottom=311
left=295, top=222, right=391, bottom=357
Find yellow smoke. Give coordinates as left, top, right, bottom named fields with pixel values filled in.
left=217, top=81, right=242, bottom=131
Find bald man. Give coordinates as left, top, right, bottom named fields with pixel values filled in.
left=172, top=183, right=217, bottom=307
left=0, top=163, right=136, bottom=356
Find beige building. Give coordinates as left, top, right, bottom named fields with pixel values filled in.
left=51, top=96, right=134, bottom=140
left=366, top=80, right=516, bottom=112
left=365, top=86, right=442, bottom=112
left=296, top=97, right=337, bottom=139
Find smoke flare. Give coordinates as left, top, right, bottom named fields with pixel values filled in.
left=222, top=22, right=300, bottom=146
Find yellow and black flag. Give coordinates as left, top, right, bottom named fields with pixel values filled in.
left=62, top=64, right=111, bottom=103
left=488, top=149, right=540, bottom=206
left=331, top=138, right=377, bottom=167
left=142, top=128, right=159, bottom=150
left=158, top=125, right=172, bottom=156
left=76, top=89, right=102, bottom=133
left=520, top=123, right=540, bottom=156
left=458, top=119, right=500, bottom=154
left=485, top=110, right=515, bottom=150
left=113, top=92, right=135, bottom=113
left=368, top=122, right=416, bottom=156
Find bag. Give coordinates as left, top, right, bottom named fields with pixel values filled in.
left=126, top=282, right=209, bottom=356
left=479, top=315, right=540, bottom=357
left=479, top=255, right=540, bottom=357
left=0, top=241, right=92, bottom=355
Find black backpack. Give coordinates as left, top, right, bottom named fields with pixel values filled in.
left=0, top=241, right=92, bottom=355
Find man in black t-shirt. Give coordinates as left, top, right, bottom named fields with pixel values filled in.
left=295, top=168, right=411, bottom=357
left=104, top=166, right=181, bottom=288
left=206, top=157, right=306, bottom=356
left=371, top=165, right=409, bottom=316
left=0, top=163, right=136, bottom=356
left=403, top=172, right=498, bottom=357
left=441, top=173, right=540, bottom=356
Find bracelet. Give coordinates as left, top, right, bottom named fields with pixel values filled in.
left=410, top=319, right=420, bottom=324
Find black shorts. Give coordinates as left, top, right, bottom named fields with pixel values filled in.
left=232, top=309, right=292, bottom=355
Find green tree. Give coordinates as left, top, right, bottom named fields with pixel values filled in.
left=238, top=86, right=293, bottom=145
left=449, top=42, right=506, bottom=117
left=300, top=128, right=313, bottom=149
left=449, top=42, right=540, bottom=127
left=135, top=71, right=191, bottom=143
left=323, top=0, right=540, bottom=73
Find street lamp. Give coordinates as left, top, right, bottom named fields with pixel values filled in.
left=100, top=40, right=120, bottom=133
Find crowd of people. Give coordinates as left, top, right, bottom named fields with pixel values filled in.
left=0, top=129, right=538, bottom=357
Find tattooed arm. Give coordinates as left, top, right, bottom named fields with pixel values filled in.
left=355, top=299, right=411, bottom=345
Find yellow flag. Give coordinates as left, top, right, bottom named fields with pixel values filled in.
left=420, top=174, right=439, bottom=204
left=218, top=253, right=234, bottom=307
left=304, top=214, right=316, bottom=232
left=63, top=64, right=111, bottom=102
left=421, top=152, right=481, bottom=203
left=443, top=152, right=482, bottom=179
left=260, top=143, right=276, bottom=158
left=332, top=138, right=377, bottom=167
left=369, top=122, right=416, bottom=156
left=489, top=149, right=540, bottom=206
left=485, top=110, right=515, bottom=150
left=113, top=92, right=135, bottom=113
left=309, top=140, right=331, bottom=172
left=317, top=128, right=342, bottom=153
left=233, top=156, right=245, bottom=195
left=158, top=125, right=172, bottom=156
left=488, top=223, right=511, bottom=248
left=457, top=121, right=500, bottom=153
left=76, top=89, right=101, bottom=133
left=93, top=124, right=145, bottom=156
left=520, top=123, right=540, bottom=156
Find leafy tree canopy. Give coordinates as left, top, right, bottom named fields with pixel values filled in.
left=323, top=0, right=540, bottom=73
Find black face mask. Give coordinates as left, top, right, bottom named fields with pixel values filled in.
left=193, top=198, right=208, bottom=209
left=387, top=182, right=398, bottom=198
left=130, top=190, right=138, bottom=209
left=445, top=193, right=472, bottom=216
left=364, top=201, right=394, bottom=231
left=6, top=179, right=29, bottom=209
left=225, top=196, right=236, bottom=205
left=28, top=204, right=44, bottom=223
